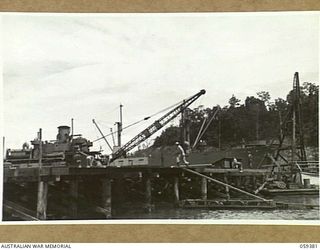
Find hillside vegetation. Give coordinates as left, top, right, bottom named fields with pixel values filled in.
left=153, top=82, right=318, bottom=149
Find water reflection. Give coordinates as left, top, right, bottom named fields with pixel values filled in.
left=272, top=195, right=319, bottom=206
left=114, top=206, right=319, bottom=220
left=113, top=195, right=319, bottom=220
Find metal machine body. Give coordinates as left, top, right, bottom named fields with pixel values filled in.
left=5, top=125, right=95, bottom=166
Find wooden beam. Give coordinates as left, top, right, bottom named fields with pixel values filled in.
left=252, top=175, right=257, bottom=190
left=4, top=200, right=39, bottom=221
left=224, top=175, right=230, bottom=200
left=69, top=178, right=79, bottom=219
left=201, top=177, right=208, bottom=200
left=145, top=175, right=152, bottom=212
left=36, top=181, right=48, bottom=220
left=101, top=178, right=112, bottom=219
left=173, top=176, right=179, bottom=204
left=183, top=168, right=267, bottom=201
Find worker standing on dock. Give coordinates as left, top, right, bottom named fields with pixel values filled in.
left=232, top=157, right=243, bottom=172
left=175, top=141, right=189, bottom=166
left=86, top=155, right=94, bottom=168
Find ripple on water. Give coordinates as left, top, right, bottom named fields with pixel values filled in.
left=113, top=196, right=319, bottom=220
left=113, top=207, right=319, bottom=220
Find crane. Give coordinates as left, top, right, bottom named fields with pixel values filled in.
left=110, top=89, right=206, bottom=163
left=92, top=119, right=113, bottom=151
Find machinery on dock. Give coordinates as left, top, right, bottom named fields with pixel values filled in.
left=4, top=89, right=206, bottom=168
left=110, top=89, right=206, bottom=163
left=4, top=125, right=100, bottom=168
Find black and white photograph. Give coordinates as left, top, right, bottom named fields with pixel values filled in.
left=1, top=12, right=319, bottom=222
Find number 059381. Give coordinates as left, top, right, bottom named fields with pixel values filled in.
left=300, top=244, right=318, bottom=248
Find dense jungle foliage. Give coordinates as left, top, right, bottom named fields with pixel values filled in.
left=152, top=82, right=318, bottom=149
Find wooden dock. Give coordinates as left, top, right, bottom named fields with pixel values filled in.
left=3, top=163, right=318, bottom=220
left=4, top=164, right=270, bottom=182
left=179, top=199, right=277, bottom=209
left=260, top=188, right=319, bottom=196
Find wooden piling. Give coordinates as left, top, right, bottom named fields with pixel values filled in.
left=201, top=177, right=208, bottom=200
left=224, top=175, right=230, bottom=200
left=113, top=179, right=123, bottom=204
left=101, top=178, right=112, bottom=219
left=184, top=168, right=267, bottom=201
left=69, top=178, right=79, bottom=219
left=145, top=175, right=152, bottom=212
left=36, top=181, right=48, bottom=220
left=252, top=176, right=257, bottom=189
left=173, top=176, right=180, bottom=204
left=236, top=176, right=242, bottom=188
left=36, top=128, right=48, bottom=220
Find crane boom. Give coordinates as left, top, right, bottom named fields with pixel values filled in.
left=92, top=119, right=113, bottom=151
left=110, top=89, right=206, bottom=162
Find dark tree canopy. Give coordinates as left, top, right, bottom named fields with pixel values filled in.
left=152, top=83, right=319, bottom=148
left=228, top=94, right=241, bottom=108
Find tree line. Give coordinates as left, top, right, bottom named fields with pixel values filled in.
left=153, top=82, right=318, bottom=149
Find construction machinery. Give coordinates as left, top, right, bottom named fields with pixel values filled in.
left=110, top=89, right=206, bottom=163
left=4, top=89, right=206, bottom=168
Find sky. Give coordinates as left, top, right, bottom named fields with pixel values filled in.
left=1, top=12, right=319, bottom=153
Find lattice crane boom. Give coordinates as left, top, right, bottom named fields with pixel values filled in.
left=110, top=89, right=206, bottom=162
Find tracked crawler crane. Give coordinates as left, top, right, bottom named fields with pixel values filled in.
left=110, top=89, right=206, bottom=163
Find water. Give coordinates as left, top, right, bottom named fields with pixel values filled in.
left=272, top=194, right=319, bottom=206
left=112, top=195, right=319, bottom=221
left=115, top=207, right=319, bottom=220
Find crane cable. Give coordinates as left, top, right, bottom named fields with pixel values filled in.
left=92, top=99, right=187, bottom=143
left=192, top=106, right=221, bottom=149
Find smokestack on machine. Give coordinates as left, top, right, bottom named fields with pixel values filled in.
left=57, top=125, right=71, bottom=143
